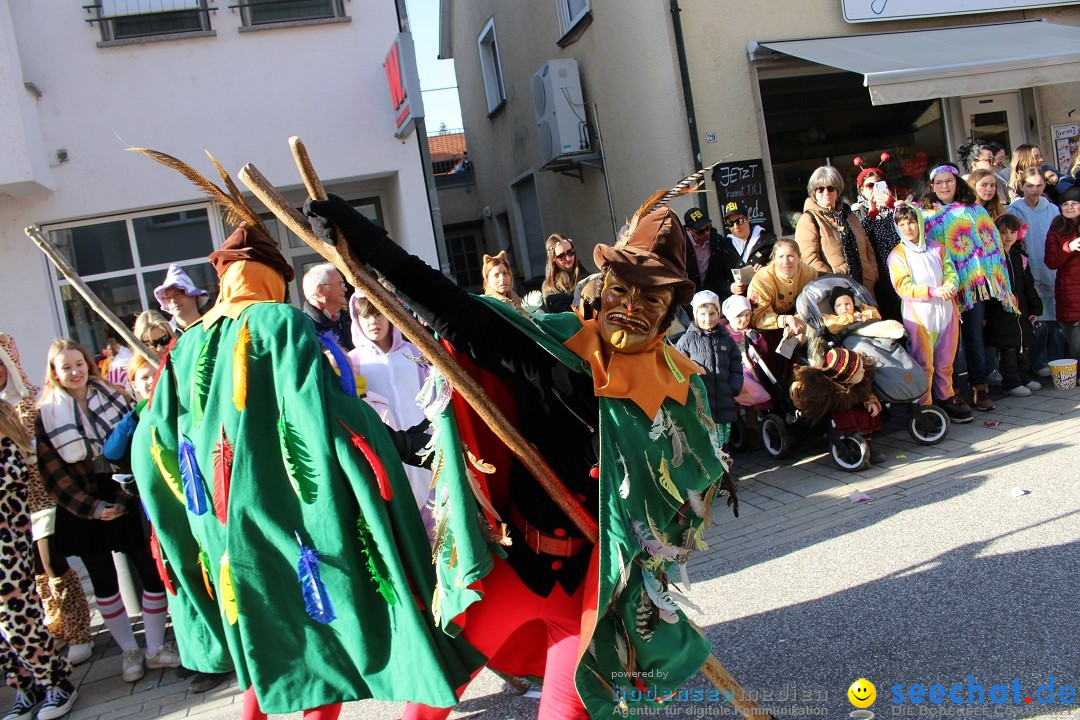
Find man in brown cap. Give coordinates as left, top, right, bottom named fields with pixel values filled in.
left=304, top=197, right=736, bottom=719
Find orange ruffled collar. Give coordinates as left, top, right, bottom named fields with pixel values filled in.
left=562, top=318, right=701, bottom=419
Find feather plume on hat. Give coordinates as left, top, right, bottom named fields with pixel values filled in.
left=131, top=147, right=294, bottom=281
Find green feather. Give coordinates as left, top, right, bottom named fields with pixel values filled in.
left=191, top=323, right=219, bottom=427
left=356, top=515, right=396, bottom=604
left=276, top=398, right=318, bottom=503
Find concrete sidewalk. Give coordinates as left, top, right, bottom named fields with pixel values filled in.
left=4, top=381, right=1077, bottom=720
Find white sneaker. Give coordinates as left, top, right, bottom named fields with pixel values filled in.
left=986, top=370, right=1003, bottom=386
left=145, top=642, right=181, bottom=670
left=1008, top=385, right=1032, bottom=397
left=1035, top=366, right=1052, bottom=378
left=1025, top=380, right=1043, bottom=391
left=121, top=649, right=144, bottom=683
left=66, top=643, right=92, bottom=666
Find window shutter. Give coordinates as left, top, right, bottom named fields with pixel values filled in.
left=514, top=176, right=545, bottom=280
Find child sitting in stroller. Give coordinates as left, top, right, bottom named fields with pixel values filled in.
left=822, top=285, right=881, bottom=334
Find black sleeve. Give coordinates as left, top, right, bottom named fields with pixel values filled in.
left=336, top=218, right=554, bottom=380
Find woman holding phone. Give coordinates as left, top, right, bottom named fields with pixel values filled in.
left=853, top=164, right=903, bottom=320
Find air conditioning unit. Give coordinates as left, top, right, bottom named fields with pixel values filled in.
left=531, top=59, right=590, bottom=167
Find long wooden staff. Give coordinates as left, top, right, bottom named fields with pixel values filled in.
left=25, top=225, right=159, bottom=369
left=239, top=145, right=770, bottom=719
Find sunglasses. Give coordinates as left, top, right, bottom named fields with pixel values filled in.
left=148, top=336, right=171, bottom=349
left=814, top=186, right=838, bottom=193
left=555, top=250, right=576, bottom=260
left=691, top=225, right=712, bottom=234
left=726, top=217, right=748, bottom=227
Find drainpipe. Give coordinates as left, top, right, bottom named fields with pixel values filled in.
left=670, top=0, right=707, bottom=210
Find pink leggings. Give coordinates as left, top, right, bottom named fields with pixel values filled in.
left=402, top=556, right=589, bottom=720
left=240, top=687, right=341, bottom=720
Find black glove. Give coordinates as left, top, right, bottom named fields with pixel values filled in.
left=303, top=194, right=387, bottom=260
left=385, top=418, right=433, bottom=469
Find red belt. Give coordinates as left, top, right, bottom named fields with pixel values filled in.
left=510, top=506, right=587, bottom=558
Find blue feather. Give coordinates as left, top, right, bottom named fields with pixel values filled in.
left=179, top=437, right=209, bottom=516
left=318, top=331, right=357, bottom=397
left=295, top=532, right=336, bottom=624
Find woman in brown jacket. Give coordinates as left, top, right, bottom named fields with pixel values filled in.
left=795, top=165, right=878, bottom=297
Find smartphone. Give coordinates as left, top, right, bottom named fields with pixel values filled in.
left=873, top=180, right=888, bottom=196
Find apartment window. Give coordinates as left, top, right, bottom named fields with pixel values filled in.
left=511, top=174, right=545, bottom=280
left=236, top=0, right=345, bottom=27
left=46, top=206, right=220, bottom=355
left=477, top=19, right=506, bottom=116
left=555, top=0, right=590, bottom=38
left=89, top=0, right=212, bottom=42
left=444, top=228, right=484, bottom=289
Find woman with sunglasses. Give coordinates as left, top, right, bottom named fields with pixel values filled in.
left=851, top=164, right=902, bottom=320
left=795, top=165, right=878, bottom=297
left=920, top=164, right=1017, bottom=412
left=133, top=310, right=176, bottom=354
left=541, top=233, right=585, bottom=313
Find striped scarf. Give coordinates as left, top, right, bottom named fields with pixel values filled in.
left=923, top=202, right=1018, bottom=313
left=39, top=379, right=131, bottom=464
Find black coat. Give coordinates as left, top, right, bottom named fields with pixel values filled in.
left=340, top=225, right=599, bottom=597
left=675, top=325, right=743, bottom=423
left=302, top=301, right=354, bottom=351
left=984, top=245, right=1042, bottom=349
left=684, top=229, right=733, bottom=300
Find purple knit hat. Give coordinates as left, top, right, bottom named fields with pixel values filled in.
left=154, top=264, right=208, bottom=311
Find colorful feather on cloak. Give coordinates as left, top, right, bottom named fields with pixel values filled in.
left=295, top=532, right=336, bottom=624
left=179, top=436, right=210, bottom=516
left=318, top=331, right=357, bottom=397
left=219, top=552, right=237, bottom=625
left=232, top=318, right=250, bottom=411
left=336, top=418, right=392, bottom=501
left=211, top=424, right=233, bottom=525
left=278, top=399, right=318, bottom=503
left=356, top=515, right=396, bottom=604
left=148, top=528, right=176, bottom=595
left=149, top=426, right=184, bottom=503
left=191, top=323, right=218, bottom=427
left=197, top=545, right=215, bottom=599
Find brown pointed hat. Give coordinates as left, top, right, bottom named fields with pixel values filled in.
left=593, top=206, right=695, bottom=304
left=209, top=223, right=295, bottom=282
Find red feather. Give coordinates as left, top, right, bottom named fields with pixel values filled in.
left=212, top=424, right=233, bottom=525
left=146, top=343, right=172, bottom=410
left=149, top=528, right=176, bottom=595
left=336, top=418, right=392, bottom=501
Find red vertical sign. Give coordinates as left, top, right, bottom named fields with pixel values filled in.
left=384, top=41, right=406, bottom=112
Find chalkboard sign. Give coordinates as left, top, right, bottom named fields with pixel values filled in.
left=712, top=160, right=774, bottom=235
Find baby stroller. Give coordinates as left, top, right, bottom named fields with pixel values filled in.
left=792, top=275, right=949, bottom=469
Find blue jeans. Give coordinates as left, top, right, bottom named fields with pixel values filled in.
left=959, top=301, right=988, bottom=386
left=1032, top=320, right=1065, bottom=371
left=1063, top=321, right=1080, bottom=360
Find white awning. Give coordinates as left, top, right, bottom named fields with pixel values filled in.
left=748, top=20, right=1080, bottom=105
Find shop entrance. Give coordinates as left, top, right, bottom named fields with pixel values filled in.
left=960, top=92, right=1025, bottom=153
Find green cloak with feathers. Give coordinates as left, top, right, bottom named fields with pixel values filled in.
left=130, top=302, right=484, bottom=713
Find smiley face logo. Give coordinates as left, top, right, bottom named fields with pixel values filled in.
left=848, top=678, right=876, bottom=708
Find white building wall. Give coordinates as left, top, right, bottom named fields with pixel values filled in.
left=0, top=0, right=436, bottom=373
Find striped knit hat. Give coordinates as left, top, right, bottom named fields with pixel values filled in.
left=822, top=348, right=862, bottom=385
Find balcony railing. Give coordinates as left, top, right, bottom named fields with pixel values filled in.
left=430, top=129, right=474, bottom=189
left=84, top=1, right=213, bottom=42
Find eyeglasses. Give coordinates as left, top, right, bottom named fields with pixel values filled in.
left=320, top=280, right=345, bottom=288
left=147, top=336, right=171, bottom=349
left=555, top=250, right=576, bottom=260
left=975, top=155, right=994, bottom=164
left=160, top=291, right=187, bottom=303
left=726, top=217, right=748, bottom=227
left=691, top=225, right=712, bottom=235
left=814, top=186, right=838, bottom=194
left=932, top=178, right=957, bottom=188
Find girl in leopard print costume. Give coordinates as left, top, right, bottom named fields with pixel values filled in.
left=0, top=402, right=78, bottom=719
